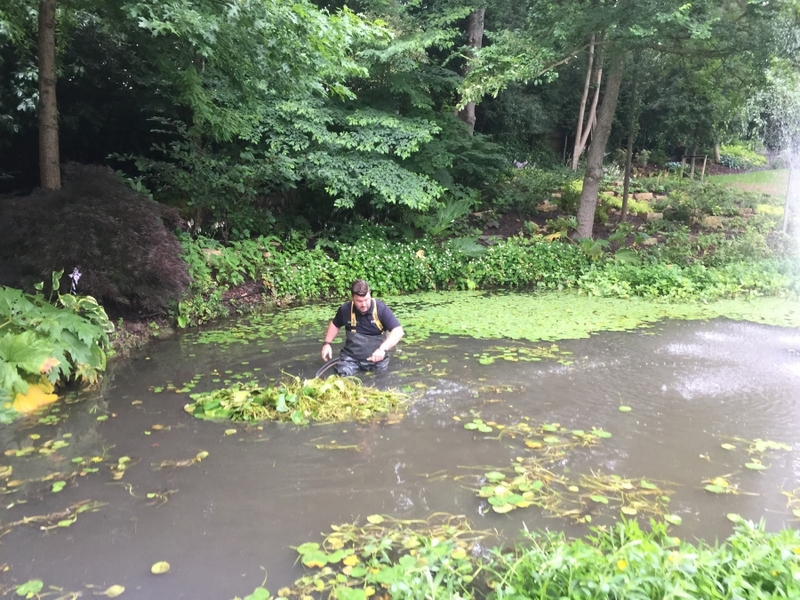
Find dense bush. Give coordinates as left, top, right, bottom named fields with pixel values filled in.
left=494, top=167, right=576, bottom=214
left=718, top=143, right=768, bottom=170
left=0, top=164, right=189, bottom=314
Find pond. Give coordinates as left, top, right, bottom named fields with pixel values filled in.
left=2, top=291, right=800, bottom=599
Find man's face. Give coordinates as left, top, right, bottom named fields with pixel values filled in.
left=352, top=292, right=372, bottom=314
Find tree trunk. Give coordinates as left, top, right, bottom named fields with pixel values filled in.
left=621, top=53, right=640, bottom=222
left=576, top=53, right=625, bottom=239
left=38, top=0, right=60, bottom=190
left=572, top=36, right=603, bottom=170
left=457, top=7, right=485, bottom=134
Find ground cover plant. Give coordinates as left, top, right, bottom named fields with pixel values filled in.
left=185, top=375, right=406, bottom=425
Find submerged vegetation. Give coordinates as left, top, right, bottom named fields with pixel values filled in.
left=185, top=376, right=406, bottom=425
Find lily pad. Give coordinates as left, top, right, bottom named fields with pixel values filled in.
left=664, top=514, right=682, bottom=526
left=150, top=561, right=170, bottom=574
left=96, top=585, right=126, bottom=598
left=618, top=406, right=632, bottom=412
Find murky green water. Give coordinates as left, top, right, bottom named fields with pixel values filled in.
left=2, top=292, right=800, bottom=599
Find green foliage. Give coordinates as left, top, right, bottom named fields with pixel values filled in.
left=718, top=143, right=768, bottom=170
left=558, top=179, right=584, bottom=215
left=651, top=180, right=776, bottom=221
left=177, top=234, right=591, bottom=326
left=495, top=167, right=575, bottom=214
left=491, top=518, right=800, bottom=599
left=579, top=260, right=791, bottom=301
left=0, top=278, right=114, bottom=422
left=601, top=193, right=651, bottom=215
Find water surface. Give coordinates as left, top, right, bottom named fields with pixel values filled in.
left=1, top=312, right=799, bottom=599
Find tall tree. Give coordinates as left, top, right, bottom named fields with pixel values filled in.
left=37, top=0, right=60, bottom=189
left=457, top=7, right=485, bottom=134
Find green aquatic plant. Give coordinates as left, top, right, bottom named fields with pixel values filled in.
left=238, top=515, right=800, bottom=599
left=185, top=376, right=406, bottom=425
left=189, top=291, right=800, bottom=355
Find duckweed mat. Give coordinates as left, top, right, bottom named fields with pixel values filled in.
left=188, top=291, right=800, bottom=349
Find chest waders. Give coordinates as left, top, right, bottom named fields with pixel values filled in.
left=342, top=300, right=385, bottom=361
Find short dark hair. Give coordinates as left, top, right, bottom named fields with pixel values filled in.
left=351, top=279, right=370, bottom=297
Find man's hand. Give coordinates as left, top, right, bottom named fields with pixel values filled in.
left=321, top=343, right=333, bottom=361
left=367, top=347, right=387, bottom=363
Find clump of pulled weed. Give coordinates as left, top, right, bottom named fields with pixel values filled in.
left=185, top=375, right=406, bottom=425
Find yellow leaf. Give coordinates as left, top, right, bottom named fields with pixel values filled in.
left=342, top=555, right=359, bottom=566
left=366, top=515, right=384, bottom=524
left=150, top=561, right=170, bottom=574
left=450, top=548, right=467, bottom=560
left=327, top=537, right=344, bottom=550
left=525, top=441, right=542, bottom=449
left=224, top=429, right=237, bottom=436
left=151, top=424, right=164, bottom=430
left=710, top=477, right=729, bottom=488
left=94, top=585, right=125, bottom=597
left=13, top=382, right=58, bottom=413
left=365, top=587, right=376, bottom=597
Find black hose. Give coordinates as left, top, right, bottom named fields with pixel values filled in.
left=315, top=358, right=340, bottom=379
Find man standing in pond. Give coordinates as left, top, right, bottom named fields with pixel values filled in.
left=321, top=279, right=404, bottom=376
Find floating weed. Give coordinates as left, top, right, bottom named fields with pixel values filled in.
left=152, top=451, right=209, bottom=470
left=185, top=375, right=406, bottom=425
left=781, top=488, right=800, bottom=519
left=0, top=500, right=106, bottom=536
left=701, top=474, right=758, bottom=495
left=473, top=343, right=574, bottom=366
left=575, top=471, right=675, bottom=521
left=287, top=513, right=491, bottom=599
left=464, top=417, right=609, bottom=465
left=715, top=436, right=791, bottom=472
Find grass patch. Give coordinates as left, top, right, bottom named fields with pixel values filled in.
left=236, top=515, right=800, bottom=599
left=185, top=375, right=406, bottom=425
left=709, top=169, right=789, bottom=201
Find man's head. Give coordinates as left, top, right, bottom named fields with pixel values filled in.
left=351, top=279, right=372, bottom=314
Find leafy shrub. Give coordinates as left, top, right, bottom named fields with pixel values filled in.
left=579, top=259, right=789, bottom=300
left=601, top=193, right=651, bottom=215
left=718, top=143, right=768, bottom=170
left=0, top=164, right=189, bottom=314
left=493, top=167, right=575, bottom=214
left=558, top=179, right=583, bottom=214
left=0, top=278, right=114, bottom=422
